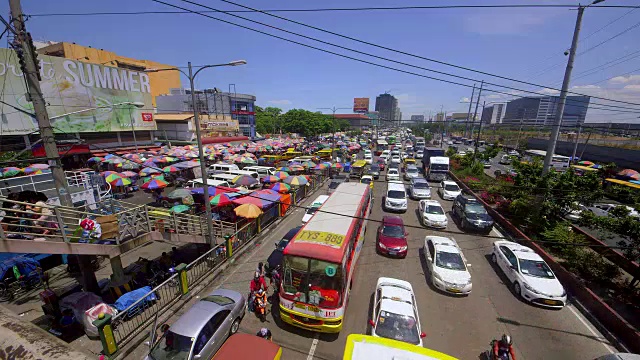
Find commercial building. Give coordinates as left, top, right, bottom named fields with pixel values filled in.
left=334, top=114, right=371, bottom=129
left=501, top=96, right=590, bottom=127
left=481, top=103, right=507, bottom=124
left=155, top=88, right=256, bottom=138
left=411, top=115, right=425, bottom=122
left=154, top=113, right=239, bottom=142
left=375, top=93, right=398, bottom=123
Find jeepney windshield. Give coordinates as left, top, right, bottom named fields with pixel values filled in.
left=282, top=255, right=344, bottom=309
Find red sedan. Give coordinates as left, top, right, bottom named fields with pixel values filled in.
left=376, top=216, right=409, bottom=258
left=376, top=157, right=386, bottom=171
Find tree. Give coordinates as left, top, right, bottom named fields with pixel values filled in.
left=255, top=106, right=282, bottom=135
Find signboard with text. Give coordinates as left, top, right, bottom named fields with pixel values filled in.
left=353, top=98, right=369, bottom=113
left=0, top=48, right=156, bottom=135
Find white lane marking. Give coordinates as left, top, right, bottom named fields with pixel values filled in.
left=567, top=304, right=615, bottom=354
left=492, top=227, right=505, bottom=238
left=307, top=334, right=319, bottom=360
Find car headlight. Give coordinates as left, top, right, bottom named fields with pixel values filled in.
left=522, top=282, right=541, bottom=295
left=378, top=242, right=387, bottom=249
left=399, top=246, right=408, bottom=251
left=433, top=272, right=443, bottom=281
left=560, top=289, right=566, bottom=297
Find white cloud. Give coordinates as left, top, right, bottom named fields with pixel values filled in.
left=539, top=88, right=560, bottom=95
left=571, top=84, right=600, bottom=90
left=459, top=97, right=470, bottom=103
left=267, top=99, right=292, bottom=105
left=609, top=75, right=640, bottom=84
left=623, top=84, right=640, bottom=91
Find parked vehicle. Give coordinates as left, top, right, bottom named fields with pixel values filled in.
left=438, top=180, right=461, bottom=200
left=418, top=200, right=447, bottom=228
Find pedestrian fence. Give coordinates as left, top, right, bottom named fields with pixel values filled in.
left=93, top=174, right=329, bottom=358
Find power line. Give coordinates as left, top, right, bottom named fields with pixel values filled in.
left=578, top=19, right=640, bottom=56
left=22, top=5, right=640, bottom=17
left=154, top=0, right=640, bottom=114
left=580, top=5, right=640, bottom=41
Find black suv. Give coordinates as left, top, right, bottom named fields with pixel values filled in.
left=452, top=194, right=494, bottom=234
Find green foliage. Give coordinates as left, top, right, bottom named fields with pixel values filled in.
left=0, top=151, right=33, bottom=168
left=579, top=208, right=640, bottom=268
left=255, top=107, right=341, bottom=137
left=445, top=147, right=456, bottom=157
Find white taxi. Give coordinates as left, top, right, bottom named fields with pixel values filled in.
left=370, top=277, right=426, bottom=346
left=491, top=240, right=566, bottom=308
left=423, top=236, right=472, bottom=295
left=418, top=200, right=448, bottom=229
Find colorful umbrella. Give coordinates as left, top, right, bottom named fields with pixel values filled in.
left=290, top=165, right=304, bottom=172
left=139, top=168, right=161, bottom=176
left=618, top=169, right=640, bottom=181
left=269, top=182, right=291, bottom=193
left=171, top=205, right=191, bottom=213
left=277, top=166, right=292, bottom=173
left=168, top=188, right=192, bottom=198
left=87, top=157, right=103, bottom=163
left=331, top=163, right=343, bottom=169
left=313, top=163, right=329, bottom=170
left=302, top=161, right=316, bottom=168
left=141, top=178, right=169, bottom=190
left=234, top=203, right=263, bottom=219
left=121, top=171, right=138, bottom=178
left=232, top=174, right=259, bottom=187
left=578, top=161, right=594, bottom=166
left=273, top=171, right=290, bottom=180
left=110, top=177, right=132, bottom=187
left=23, top=166, right=43, bottom=174
left=209, top=193, right=234, bottom=207
left=104, top=173, right=125, bottom=183
left=283, top=175, right=308, bottom=186
left=163, top=165, right=180, bottom=173
left=261, top=175, right=281, bottom=184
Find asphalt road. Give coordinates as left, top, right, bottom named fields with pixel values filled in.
left=164, top=165, right=619, bottom=360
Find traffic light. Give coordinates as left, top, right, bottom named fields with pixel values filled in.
left=26, top=32, right=41, bottom=81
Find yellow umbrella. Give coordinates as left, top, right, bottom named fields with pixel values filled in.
left=234, top=203, right=263, bottom=219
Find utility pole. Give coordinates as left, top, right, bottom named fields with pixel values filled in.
left=543, top=2, right=602, bottom=174
left=579, top=129, right=592, bottom=160
left=439, top=105, right=444, bottom=148
left=571, top=125, right=582, bottom=163
left=9, top=0, right=100, bottom=293
left=464, top=84, right=476, bottom=138
left=474, top=101, right=486, bottom=157
left=470, top=80, right=484, bottom=144
left=319, top=106, right=349, bottom=160
left=515, top=114, right=525, bottom=150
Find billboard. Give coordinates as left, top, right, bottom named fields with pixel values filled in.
left=0, top=48, right=155, bottom=135
left=353, top=97, right=369, bottom=113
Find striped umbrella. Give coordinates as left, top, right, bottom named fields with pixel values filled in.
left=301, top=161, right=316, bottom=168
left=1, top=168, right=22, bottom=177
left=283, top=175, right=308, bottom=186
left=313, top=163, right=329, bottom=170
left=273, top=171, right=290, bottom=180
left=277, top=166, right=293, bottom=173
left=139, top=167, right=161, bottom=176
left=331, top=163, right=343, bottom=169
left=290, top=165, right=305, bottom=172
left=104, top=173, right=125, bottom=183
left=269, top=182, right=291, bottom=193
left=232, top=174, right=259, bottom=187
left=110, top=177, right=132, bottom=187
left=121, top=171, right=138, bottom=178
left=23, top=166, right=43, bottom=174
left=261, top=175, right=281, bottom=184
left=141, top=178, right=169, bottom=190
left=87, top=157, right=103, bottom=163
left=163, top=165, right=180, bottom=173
left=209, top=193, right=234, bottom=207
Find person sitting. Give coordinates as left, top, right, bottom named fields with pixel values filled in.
left=256, top=327, right=272, bottom=341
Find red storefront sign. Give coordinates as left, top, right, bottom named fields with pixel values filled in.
left=32, top=143, right=91, bottom=157
left=231, top=110, right=255, bottom=116
left=141, top=113, right=154, bottom=122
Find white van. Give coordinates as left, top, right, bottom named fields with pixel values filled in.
left=244, top=166, right=276, bottom=177
left=188, top=178, right=230, bottom=188
left=384, top=181, right=408, bottom=212
left=302, top=195, right=330, bottom=224
left=226, top=169, right=260, bottom=179
left=209, top=163, right=240, bottom=172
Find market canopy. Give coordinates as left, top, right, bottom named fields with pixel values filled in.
left=232, top=191, right=281, bottom=209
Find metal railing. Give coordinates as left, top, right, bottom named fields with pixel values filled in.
left=111, top=274, right=182, bottom=345
left=185, top=244, right=226, bottom=286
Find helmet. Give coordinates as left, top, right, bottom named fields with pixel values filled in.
left=254, top=272, right=260, bottom=281
left=259, top=328, right=269, bottom=337
left=257, top=289, right=264, bottom=295
left=501, top=334, right=512, bottom=345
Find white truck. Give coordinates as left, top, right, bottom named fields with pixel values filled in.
left=426, top=156, right=450, bottom=182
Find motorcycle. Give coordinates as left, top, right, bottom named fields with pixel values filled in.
left=486, top=340, right=512, bottom=360
left=254, top=293, right=268, bottom=322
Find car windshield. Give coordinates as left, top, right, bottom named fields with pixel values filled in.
left=413, top=182, right=429, bottom=189
left=425, top=205, right=444, bottom=215
left=407, top=168, right=418, bottom=174
left=465, top=204, right=486, bottom=214
left=201, top=295, right=234, bottom=306
left=276, top=238, right=290, bottom=251
left=361, top=179, right=371, bottom=184
left=148, top=331, right=193, bottom=360
left=382, top=225, right=404, bottom=237
left=444, top=184, right=460, bottom=192
left=519, top=259, right=555, bottom=279
left=374, top=311, right=420, bottom=345
left=435, top=251, right=466, bottom=271
left=282, top=256, right=343, bottom=308
left=388, top=190, right=405, bottom=199
left=371, top=165, right=380, bottom=171
left=388, top=170, right=398, bottom=175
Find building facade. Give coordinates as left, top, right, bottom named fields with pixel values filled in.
left=501, top=96, right=590, bottom=127
left=156, top=88, right=256, bottom=138
left=481, top=103, right=507, bottom=124
left=334, top=114, right=371, bottom=129
left=410, top=115, right=425, bottom=123
left=375, top=93, right=398, bottom=124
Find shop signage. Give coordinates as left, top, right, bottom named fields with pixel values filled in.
left=31, top=143, right=91, bottom=157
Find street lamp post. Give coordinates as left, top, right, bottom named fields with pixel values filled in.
left=146, top=60, right=246, bottom=245
left=318, top=106, right=350, bottom=161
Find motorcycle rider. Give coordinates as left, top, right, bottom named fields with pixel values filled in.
left=254, top=288, right=268, bottom=320
left=492, top=334, right=516, bottom=360
left=249, top=272, right=267, bottom=312
left=256, top=327, right=272, bottom=341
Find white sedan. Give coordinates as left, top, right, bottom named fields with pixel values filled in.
left=438, top=180, right=461, bottom=200
left=370, top=277, right=426, bottom=346
left=418, top=200, right=448, bottom=229
left=387, top=168, right=400, bottom=182
left=390, top=155, right=402, bottom=165
left=423, top=236, right=472, bottom=295
left=491, top=240, right=567, bottom=308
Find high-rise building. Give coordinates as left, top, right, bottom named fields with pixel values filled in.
left=501, top=96, right=590, bottom=127
left=481, top=103, right=507, bottom=124
left=375, top=93, right=398, bottom=124
left=410, top=115, right=425, bottom=123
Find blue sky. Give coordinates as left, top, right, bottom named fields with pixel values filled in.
left=9, top=0, right=640, bottom=123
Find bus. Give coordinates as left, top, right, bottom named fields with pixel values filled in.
left=375, top=139, right=389, bottom=156
left=343, top=334, right=458, bottom=360
left=524, top=150, right=570, bottom=172
left=279, top=182, right=373, bottom=333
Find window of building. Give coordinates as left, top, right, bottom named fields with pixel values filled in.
left=240, top=127, right=251, bottom=137
left=236, top=115, right=250, bottom=125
